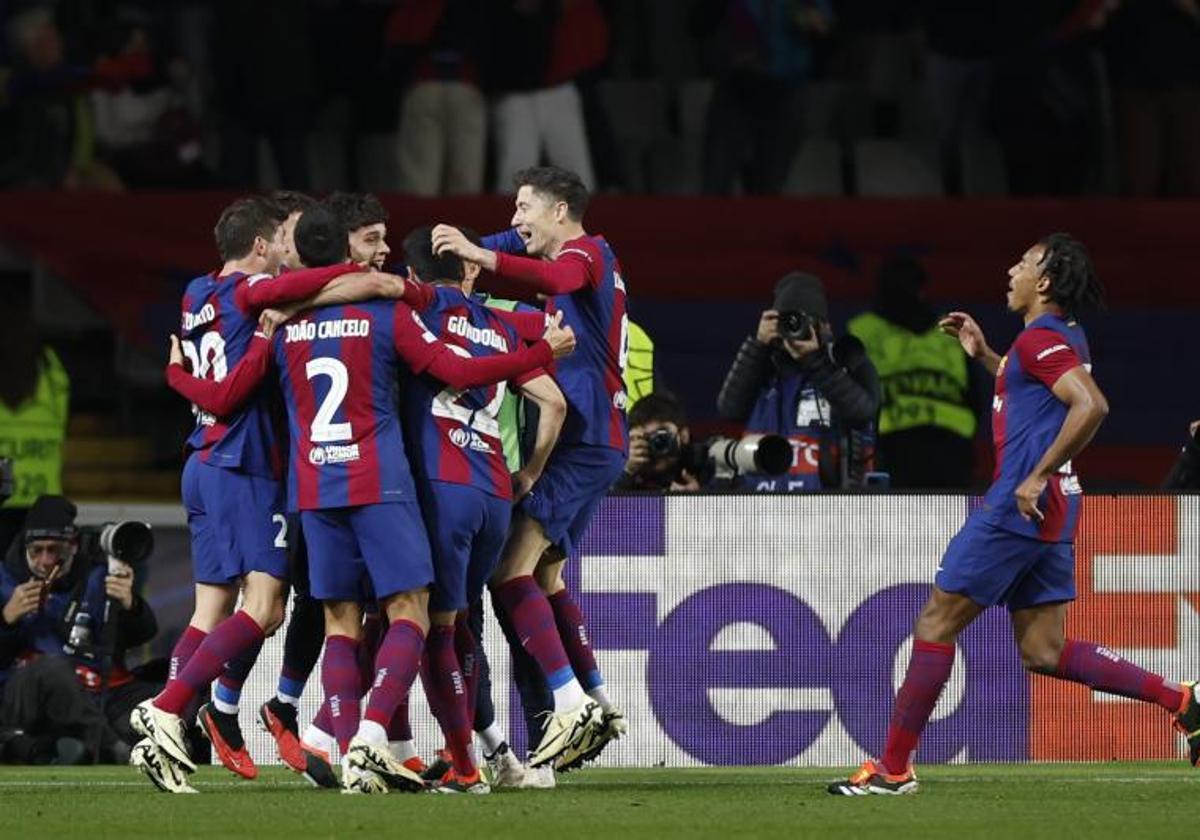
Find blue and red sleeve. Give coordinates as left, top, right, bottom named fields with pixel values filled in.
left=1013, top=328, right=1082, bottom=390
left=492, top=237, right=602, bottom=295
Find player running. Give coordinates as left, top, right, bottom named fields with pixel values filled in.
left=432, top=165, right=628, bottom=769
left=829, top=234, right=1200, bottom=796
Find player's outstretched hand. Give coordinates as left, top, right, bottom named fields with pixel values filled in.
left=543, top=311, right=576, bottom=358
left=167, top=334, right=185, bottom=368
left=939, top=311, right=989, bottom=359
left=1015, top=473, right=1046, bottom=522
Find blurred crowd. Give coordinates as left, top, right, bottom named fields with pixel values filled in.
left=1, top=0, right=1198, bottom=197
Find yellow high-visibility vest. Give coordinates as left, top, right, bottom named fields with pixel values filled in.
left=848, top=312, right=975, bottom=439
left=0, top=347, right=70, bottom=507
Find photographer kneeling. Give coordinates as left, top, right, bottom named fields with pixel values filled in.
left=0, top=495, right=158, bottom=764
left=718, top=272, right=881, bottom=491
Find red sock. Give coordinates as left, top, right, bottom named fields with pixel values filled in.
left=168, top=625, right=207, bottom=681
left=422, top=625, right=474, bottom=776
left=363, top=620, right=425, bottom=730
left=492, top=576, right=573, bottom=689
left=156, top=611, right=264, bottom=716
left=321, top=635, right=362, bottom=753
left=548, top=589, right=602, bottom=691
left=1054, top=639, right=1185, bottom=712
left=454, top=612, right=480, bottom=729
left=880, top=640, right=954, bottom=775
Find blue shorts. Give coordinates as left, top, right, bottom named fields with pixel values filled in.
left=935, top=514, right=1076, bottom=611
left=182, top=453, right=288, bottom=585
left=421, top=482, right=511, bottom=613
left=301, top=502, right=433, bottom=601
left=518, top=444, right=624, bottom=556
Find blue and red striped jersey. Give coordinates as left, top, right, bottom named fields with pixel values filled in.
left=180, top=271, right=283, bottom=478
left=980, top=313, right=1092, bottom=543
left=272, top=298, right=554, bottom=511
left=402, top=285, right=545, bottom=501
left=272, top=300, right=434, bottom=511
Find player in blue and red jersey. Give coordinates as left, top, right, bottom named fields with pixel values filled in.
left=395, top=225, right=567, bottom=792
left=132, top=197, right=369, bottom=792
left=830, top=234, right=1200, bottom=796
left=432, top=166, right=628, bottom=769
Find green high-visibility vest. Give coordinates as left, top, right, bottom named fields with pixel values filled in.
left=848, top=312, right=976, bottom=439
left=0, top=347, right=70, bottom=507
left=624, top=320, right=654, bottom=411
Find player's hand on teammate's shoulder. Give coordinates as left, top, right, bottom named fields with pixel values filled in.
left=939, top=311, right=989, bottom=358
left=258, top=308, right=291, bottom=338
left=543, top=311, right=576, bottom=358
left=1014, top=472, right=1047, bottom=522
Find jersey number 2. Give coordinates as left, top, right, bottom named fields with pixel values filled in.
left=306, top=357, right=352, bottom=443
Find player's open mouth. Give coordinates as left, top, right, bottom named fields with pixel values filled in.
left=517, top=229, right=532, bottom=243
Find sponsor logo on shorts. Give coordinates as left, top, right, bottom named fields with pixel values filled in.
left=309, top=444, right=361, bottom=465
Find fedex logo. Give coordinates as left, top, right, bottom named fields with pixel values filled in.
left=501, top=495, right=1198, bottom=766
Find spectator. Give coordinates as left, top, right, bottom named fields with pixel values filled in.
left=0, top=282, right=69, bottom=557
left=717, top=271, right=880, bottom=491
left=1104, top=0, right=1200, bottom=196
left=89, top=12, right=211, bottom=189
left=388, top=0, right=487, bottom=195
left=696, top=0, right=831, bottom=195
left=210, top=0, right=316, bottom=189
left=848, top=256, right=987, bottom=488
left=481, top=0, right=598, bottom=192
left=0, top=7, right=119, bottom=189
left=0, top=496, right=159, bottom=764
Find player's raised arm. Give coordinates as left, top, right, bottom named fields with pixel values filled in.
left=489, top=307, right=549, bottom=344
left=165, top=330, right=272, bottom=417
left=512, top=372, right=567, bottom=500
left=432, top=224, right=599, bottom=296
left=940, top=311, right=1002, bottom=375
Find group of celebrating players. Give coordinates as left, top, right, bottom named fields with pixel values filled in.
left=123, top=156, right=1200, bottom=799
left=128, top=165, right=630, bottom=795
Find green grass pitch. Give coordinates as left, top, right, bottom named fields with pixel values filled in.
left=3, top=763, right=1195, bottom=838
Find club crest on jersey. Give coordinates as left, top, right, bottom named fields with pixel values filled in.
left=308, top=443, right=361, bottom=465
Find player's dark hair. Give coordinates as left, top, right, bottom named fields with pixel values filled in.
left=1037, top=233, right=1106, bottom=316
left=213, top=197, right=279, bottom=262
left=271, top=190, right=317, bottom=218
left=513, top=166, right=590, bottom=221
left=294, top=206, right=348, bottom=268
left=629, top=390, right=687, bottom=430
left=402, top=225, right=482, bottom=284
left=324, top=192, right=388, bottom=232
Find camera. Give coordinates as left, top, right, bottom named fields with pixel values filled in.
left=646, top=428, right=680, bottom=457
left=778, top=310, right=815, bottom=341
left=79, top=521, right=154, bottom=572
left=705, top=434, right=792, bottom=480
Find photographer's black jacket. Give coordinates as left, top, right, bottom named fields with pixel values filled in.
left=0, top=534, right=157, bottom=685
left=717, top=334, right=881, bottom=489
left=1165, top=431, right=1200, bottom=490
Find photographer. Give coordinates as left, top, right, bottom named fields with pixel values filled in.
left=616, top=392, right=703, bottom=491
left=0, top=495, right=158, bottom=764
left=718, top=271, right=881, bottom=491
